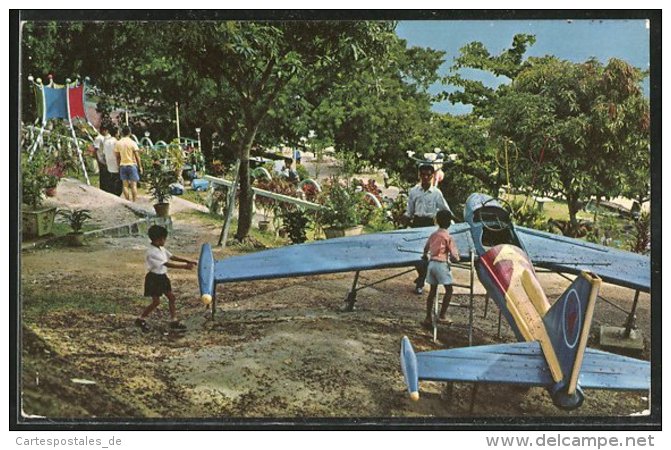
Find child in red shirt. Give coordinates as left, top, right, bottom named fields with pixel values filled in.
left=421, top=209, right=460, bottom=328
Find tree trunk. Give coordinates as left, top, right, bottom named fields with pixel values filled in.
left=235, top=156, right=253, bottom=240
left=201, top=126, right=214, bottom=162
left=233, top=125, right=260, bottom=241
left=566, top=193, right=581, bottom=237
left=593, top=196, right=601, bottom=227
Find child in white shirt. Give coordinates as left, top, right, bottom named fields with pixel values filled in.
left=135, top=225, right=197, bottom=332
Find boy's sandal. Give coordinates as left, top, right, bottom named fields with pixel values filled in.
left=437, top=317, right=453, bottom=325
left=170, top=321, right=187, bottom=330
left=134, top=318, right=151, bottom=332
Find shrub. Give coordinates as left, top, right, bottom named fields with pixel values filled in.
left=629, top=211, right=650, bottom=254
left=21, top=152, right=51, bottom=210
left=318, top=178, right=363, bottom=229
left=280, top=207, right=311, bottom=244
left=510, top=199, right=551, bottom=231
left=57, top=208, right=92, bottom=233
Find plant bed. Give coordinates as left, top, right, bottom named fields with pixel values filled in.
left=22, top=207, right=57, bottom=239
left=57, top=208, right=93, bottom=247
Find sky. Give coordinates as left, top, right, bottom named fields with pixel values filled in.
left=395, top=19, right=651, bottom=115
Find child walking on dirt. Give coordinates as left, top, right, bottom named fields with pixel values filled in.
left=135, top=225, right=197, bottom=332
left=421, top=209, right=460, bottom=329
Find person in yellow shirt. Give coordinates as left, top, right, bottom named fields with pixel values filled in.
left=114, top=125, right=143, bottom=202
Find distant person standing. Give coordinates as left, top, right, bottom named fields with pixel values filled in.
left=282, top=157, right=299, bottom=183
left=403, top=164, right=453, bottom=294
left=381, top=169, right=390, bottom=188
left=93, top=125, right=108, bottom=191
left=114, top=126, right=143, bottom=202
left=103, top=125, right=122, bottom=196
left=293, top=148, right=302, bottom=165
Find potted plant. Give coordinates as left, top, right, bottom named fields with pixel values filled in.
left=43, top=160, right=67, bottom=196
left=253, top=186, right=275, bottom=232
left=145, top=164, right=176, bottom=217
left=57, top=208, right=92, bottom=246
left=319, top=179, right=365, bottom=239
left=21, top=152, right=57, bottom=239
left=254, top=177, right=297, bottom=233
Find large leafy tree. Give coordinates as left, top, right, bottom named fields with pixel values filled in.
left=443, top=34, right=537, bottom=117
left=444, top=34, right=649, bottom=235
left=489, top=56, right=649, bottom=234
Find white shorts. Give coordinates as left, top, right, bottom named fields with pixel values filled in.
left=426, top=260, right=453, bottom=286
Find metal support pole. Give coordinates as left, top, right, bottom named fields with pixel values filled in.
left=218, top=159, right=241, bottom=247
left=211, top=290, right=217, bottom=320
left=28, top=80, right=47, bottom=159
left=468, top=250, right=475, bottom=346
left=623, top=290, right=641, bottom=337
left=483, top=295, right=489, bottom=319
left=497, top=310, right=503, bottom=339
left=344, top=271, right=361, bottom=311
left=175, top=102, right=180, bottom=141
left=469, top=384, right=479, bottom=414
left=65, top=81, right=90, bottom=185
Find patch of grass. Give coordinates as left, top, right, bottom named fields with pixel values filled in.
left=180, top=189, right=208, bottom=206
left=21, top=288, right=133, bottom=321
left=72, top=172, right=99, bottom=187
left=51, top=221, right=97, bottom=236
left=174, top=210, right=288, bottom=249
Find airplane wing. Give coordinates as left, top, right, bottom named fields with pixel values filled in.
left=403, top=337, right=554, bottom=387
left=401, top=337, right=650, bottom=394
left=516, top=226, right=650, bottom=292
left=205, top=225, right=474, bottom=285
left=578, top=347, right=651, bottom=391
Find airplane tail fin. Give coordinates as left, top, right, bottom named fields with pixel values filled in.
left=400, top=336, right=420, bottom=401
left=542, top=271, right=601, bottom=409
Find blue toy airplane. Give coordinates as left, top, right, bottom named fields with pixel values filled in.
left=400, top=193, right=650, bottom=409
left=198, top=193, right=650, bottom=409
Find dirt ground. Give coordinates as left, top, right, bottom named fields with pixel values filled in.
left=18, top=177, right=652, bottom=423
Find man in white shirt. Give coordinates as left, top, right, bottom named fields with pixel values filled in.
left=102, top=126, right=121, bottom=196
left=93, top=126, right=108, bottom=191
left=404, top=164, right=453, bottom=294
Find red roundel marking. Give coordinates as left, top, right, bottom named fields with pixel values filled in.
left=562, top=290, right=581, bottom=348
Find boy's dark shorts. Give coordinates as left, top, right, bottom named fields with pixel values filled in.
left=144, top=272, right=172, bottom=297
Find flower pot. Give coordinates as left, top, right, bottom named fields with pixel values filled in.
left=153, top=202, right=170, bottom=218
left=22, top=207, right=57, bottom=239
left=65, top=232, right=85, bottom=247
left=258, top=220, right=271, bottom=232
left=44, top=186, right=57, bottom=197
left=323, top=225, right=364, bottom=239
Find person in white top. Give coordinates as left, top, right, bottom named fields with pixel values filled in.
left=134, top=225, right=198, bottom=332
left=93, top=126, right=108, bottom=191
left=102, top=126, right=121, bottom=196
left=403, top=164, right=453, bottom=294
